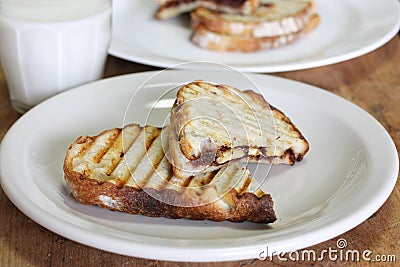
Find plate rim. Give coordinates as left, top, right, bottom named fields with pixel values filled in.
left=0, top=71, right=399, bottom=262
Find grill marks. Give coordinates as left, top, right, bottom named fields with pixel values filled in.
left=110, top=126, right=161, bottom=187
left=79, top=129, right=120, bottom=164
left=173, top=81, right=309, bottom=168
left=100, top=126, right=141, bottom=176
left=71, top=124, right=259, bottom=199
left=146, top=156, right=175, bottom=191
left=184, top=82, right=271, bottom=138
left=125, top=129, right=165, bottom=188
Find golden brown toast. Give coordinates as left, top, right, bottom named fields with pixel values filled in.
left=169, top=81, right=309, bottom=178
left=155, top=0, right=261, bottom=20
left=191, top=13, right=320, bottom=52
left=191, top=0, right=316, bottom=38
left=64, top=124, right=277, bottom=223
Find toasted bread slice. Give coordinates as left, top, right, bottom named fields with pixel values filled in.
left=64, top=124, right=277, bottom=223
left=191, top=13, right=319, bottom=52
left=191, top=0, right=316, bottom=38
left=155, top=0, right=261, bottom=20
left=154, top=0, right=171, bottom=4
left=169, top=81, right=309, bottom=178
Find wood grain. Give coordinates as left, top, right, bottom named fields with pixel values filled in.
left=1, top=36, right=399, bottom=267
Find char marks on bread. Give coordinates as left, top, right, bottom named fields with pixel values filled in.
left=153, top=0, right=319, bottom=52
left=64, top=124, right=277, bottom=223
left=155, top=0, right=261, bottom=20
left=63, top=77, right=310, bottom=223
left=191, top=0, right=316, bottom=38
left=190, top=0, right=319, bottom=51
left=168, top=80, right=309, bottom=178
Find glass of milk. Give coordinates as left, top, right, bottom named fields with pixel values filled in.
left=0, top=0, right=112, bottom=113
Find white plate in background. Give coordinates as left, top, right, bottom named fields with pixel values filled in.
left=0, top=70, right=398, bottom=261
left=109, top=0, right=400, bottom=72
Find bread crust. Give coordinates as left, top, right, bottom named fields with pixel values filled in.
left=63, top=124, right=277, bottom=224
left=64, top=168, right=276, bottom=223
left=169, top=81, right=309, bottom=177
left=191, top=0, right=316, bottom=38
left=191, top=14, right=319, bottom=52
left=155, top=0, right=261, bottom=19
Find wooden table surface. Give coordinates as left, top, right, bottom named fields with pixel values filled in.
left=1, top=36, right=399, bottom=266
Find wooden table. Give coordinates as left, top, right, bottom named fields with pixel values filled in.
left=1, top=36, right=399, bottom=266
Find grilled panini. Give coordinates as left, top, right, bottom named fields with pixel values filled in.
left=191, top=13, right=319, bottom=52
left=64, top=124, right=277, bottom=223
left=169, top=80, right=309, bottom=178
left=191, top=0, right=317, bottom=38
left=155, top=0, right=261, bottom=20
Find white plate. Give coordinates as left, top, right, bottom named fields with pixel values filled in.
left=0, top=70, right=398, bottom=262
left=109, top=0, right=400, bottom=72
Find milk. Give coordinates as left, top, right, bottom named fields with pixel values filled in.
left=0, top=0, right=112, bottom=113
